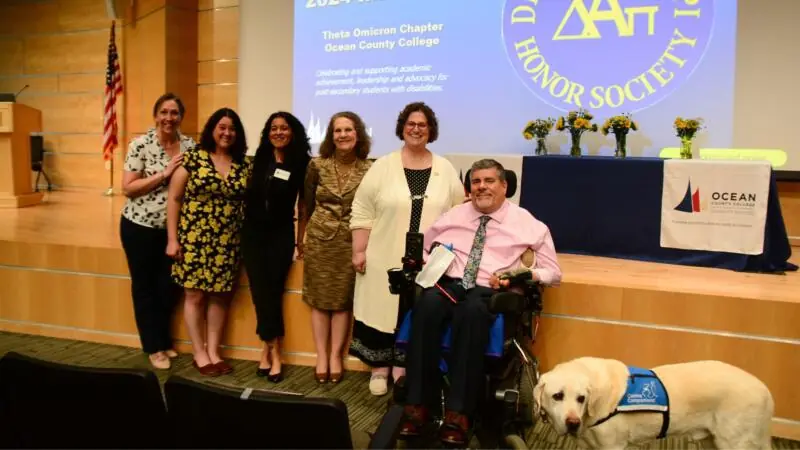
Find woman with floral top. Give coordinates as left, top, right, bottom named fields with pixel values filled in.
left=120, top=93, right=195, bottom=370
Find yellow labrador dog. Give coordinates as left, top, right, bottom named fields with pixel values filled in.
left=533, top=357, right=774, bottom=449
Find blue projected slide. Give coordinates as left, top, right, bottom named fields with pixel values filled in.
left=293, top=0, right=737, bottom=158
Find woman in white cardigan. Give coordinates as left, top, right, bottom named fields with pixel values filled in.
left=349, top=102, right=465, bottom=396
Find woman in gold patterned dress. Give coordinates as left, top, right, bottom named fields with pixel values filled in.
left=300, top=111, right=372, bottom=385
left=166, top=107, right=252, bottom=377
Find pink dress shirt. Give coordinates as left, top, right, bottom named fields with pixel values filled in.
left=423, top=200, right=562, bottom=287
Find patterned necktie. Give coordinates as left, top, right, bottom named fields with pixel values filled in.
left=461, top=215, right=491, bottom=289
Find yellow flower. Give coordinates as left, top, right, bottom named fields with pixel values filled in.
left=523, top=132, right=533, bottom=140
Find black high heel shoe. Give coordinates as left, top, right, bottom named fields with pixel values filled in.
left=267, top=370, right=283, bottom=383
left=255, top=366, right=271, bottom=378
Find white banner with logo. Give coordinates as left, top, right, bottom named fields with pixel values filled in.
left=444, top=154, right=524, bottom=205
left=660, top=159, right=771, bottom=255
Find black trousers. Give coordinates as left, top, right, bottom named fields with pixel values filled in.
left=119, top=217, right=178, bottom=354
left=242, top=222, right=295, bottom=342
left=405, top=278, right=495, bottom=416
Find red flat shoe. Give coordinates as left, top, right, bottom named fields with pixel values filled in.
left=193, top=360, right=221, bottom=377
left=440, top=411, right=469, bottom=446
left=214, top=361, right=234, bottom=375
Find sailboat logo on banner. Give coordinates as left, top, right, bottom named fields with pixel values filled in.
left=674, top=180, right=701, bottom=213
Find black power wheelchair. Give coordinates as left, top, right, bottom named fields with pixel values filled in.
left=382, top=169, right=544, bottom=449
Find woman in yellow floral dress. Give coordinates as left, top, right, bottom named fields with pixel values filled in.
left=166, top=107, right=252, bottom=377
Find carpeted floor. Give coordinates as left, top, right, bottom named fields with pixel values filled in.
left=0, top=331, right=796, bottom=449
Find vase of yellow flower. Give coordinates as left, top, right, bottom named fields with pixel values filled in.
left=601, top=113, right=639, bottom=158
left=555, top=109, right=598, bottom=157
left=680, top=138, right=693, bottom=159
left=535, top=138, right=546, bottom=155
left=674, top=117, right=704, bottom=159
left=615, top=133, right=627, bottom=158
left=522, top=118, right=555, bottom=155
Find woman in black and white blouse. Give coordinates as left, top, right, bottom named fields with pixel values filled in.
left=120, top=93, right=196, bottom=370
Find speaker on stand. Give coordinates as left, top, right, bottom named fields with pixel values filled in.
left=30, top=135, right=52, bottom=192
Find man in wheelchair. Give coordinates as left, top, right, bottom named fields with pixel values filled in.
left=399, top=159, right=562, bottom=446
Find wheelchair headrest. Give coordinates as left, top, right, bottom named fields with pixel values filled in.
left=463, top=168, right=518, bottom=198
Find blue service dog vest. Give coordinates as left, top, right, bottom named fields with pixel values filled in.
left=591, top=366, right=670, bottom=438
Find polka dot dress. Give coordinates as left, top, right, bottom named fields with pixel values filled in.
left=404, top=167, right=432, bottom=232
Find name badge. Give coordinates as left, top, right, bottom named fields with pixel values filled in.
left=274, top=168, right=291, bottom=181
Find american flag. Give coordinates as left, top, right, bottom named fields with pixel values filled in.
left=103, top=21, right=123, bottom=161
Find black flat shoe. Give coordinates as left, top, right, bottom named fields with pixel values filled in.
left=255, top=367, right=271, bottom=378
left=267, top=371, right=283, bottom=383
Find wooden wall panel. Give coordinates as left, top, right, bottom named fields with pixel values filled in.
left=199, top=0, right=239, bottom=10
left=0, top=38, right=25, bottom=76
left=198, top=60, right=238, bottom=85
left=24, top=31, right=110, bottom=75
left=44, top=135, right=103, bottom=155
left=0, top=76, right=59, bottom=94
left=22, top=94, right=105, bottom=134
left=42, top=152, right=124, bottom=190
left=197, top=84, right=238, bottom=128
left=196, top=2, right=239, bottom=132
left=0, top=0, right=119, bottom=191
left=0, top=2, right=60, bottom=37
left=198, top=7, right=239, bottom=61
left=57, top=0, right=115, bottom=32
left=58, top=73, right=106, bottom=93
left=165, top=5, right=199, bottom=136
left=129, top=0, right=168, bottom=20
left=121, top=8, right=167, bottom=137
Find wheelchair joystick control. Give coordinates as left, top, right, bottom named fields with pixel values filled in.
left=387, top=232, right=425, bottom=329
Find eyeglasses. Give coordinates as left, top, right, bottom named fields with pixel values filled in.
left=405, top=121, right=428, bottom=130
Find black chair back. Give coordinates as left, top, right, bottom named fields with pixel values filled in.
left=0, top=351, right=167, bottom=449
left=164, top=376, right=353, bottom=449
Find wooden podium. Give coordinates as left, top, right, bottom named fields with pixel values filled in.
left=0, top=102, right=43, bottom=208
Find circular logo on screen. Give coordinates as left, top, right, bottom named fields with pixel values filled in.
left=501, top=0, right=715, bottom=116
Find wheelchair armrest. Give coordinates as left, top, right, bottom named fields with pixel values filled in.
left=367, top=404, right=404, bottom=449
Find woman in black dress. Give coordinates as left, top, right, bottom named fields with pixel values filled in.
left=243, top=111, right=311, bottom=382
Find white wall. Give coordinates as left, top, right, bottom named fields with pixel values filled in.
left=238, top=0, right=294, bottom=154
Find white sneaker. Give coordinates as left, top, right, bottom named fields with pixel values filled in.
left=369, top=373, right=388, bottom=396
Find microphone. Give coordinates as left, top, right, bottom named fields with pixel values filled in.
left=15, top=84, right=29, bottom=99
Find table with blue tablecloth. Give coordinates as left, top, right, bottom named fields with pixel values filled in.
left=518, top=155, right=797, bottom=273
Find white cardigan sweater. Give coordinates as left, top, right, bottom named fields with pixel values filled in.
left=350, top=150, right=465, bottom=333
